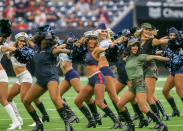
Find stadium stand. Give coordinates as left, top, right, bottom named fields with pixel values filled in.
left=1, top=0, right=132, bottom=30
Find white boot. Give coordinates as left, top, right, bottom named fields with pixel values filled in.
left=4, top=104, right=21, bottom=130
left=10, top=101, right=23, bottom=125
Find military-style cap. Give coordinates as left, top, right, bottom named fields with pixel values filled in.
left=127, top=39, right=140, bottom=47
left=141, top=23, right=153, bottom=29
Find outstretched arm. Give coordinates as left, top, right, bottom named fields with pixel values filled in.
left=52, top=45, right=71, bottom=55
left=0, top=45, right=16, bottom=53
left=146, top=55, right=169, bottom=61
left=152, top=38, right=169, bottom=46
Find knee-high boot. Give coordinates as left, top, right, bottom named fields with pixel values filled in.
left=79, top=106, right=96, bottom=128
left=57, top=107, right=73, bottom=131
left=87, top=102, right=102, bottom=125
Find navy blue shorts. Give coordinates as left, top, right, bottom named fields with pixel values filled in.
left=100, top=66, right=114, bottom=78
left=88, top=71, right=106, bottom=88
left=171, top=66, right=183, bottom=76
left=116, top=61, right=128, bottom=85
left=65, top=69, right=80, bottom=82
left=36, top=75, right=59, bottom=90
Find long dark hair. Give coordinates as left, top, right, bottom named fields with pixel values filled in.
left=34, top=34, right=57, bottom=49
left=124, top=43, right=142, bottom=57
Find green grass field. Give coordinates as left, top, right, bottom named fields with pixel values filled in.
left=0, top=77, right=182, bottom=131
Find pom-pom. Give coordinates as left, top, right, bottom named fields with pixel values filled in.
left=13, top=46, right=34, bottom=64
left=68, top=43, right=88, bottom=64
left=105, top=44, right=125, bottom=63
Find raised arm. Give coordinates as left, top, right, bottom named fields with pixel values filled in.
left=146, top=55, right=169, bottom=61
left=52, top=44, right=70, bottom=55
left=0, top=45, right=16, bottom=53
left=152, top=38, right=169, bottom=46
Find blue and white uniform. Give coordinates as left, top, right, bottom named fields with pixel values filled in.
left=10, top=56, right=32, bottom=84
left=0, top=45, right=8, bottom=82
left=99, top=39, right=114, bottom=77
left=84, top=52, right=106, bottom=88
left=58, top=53, right=80, bottom=82
left=33, top=45, right=59, bottom=89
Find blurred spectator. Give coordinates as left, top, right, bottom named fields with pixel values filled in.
left=97, top=7, right=109, bottom=25
left=34, top=9, right=47, bottom=26
left=39, top=0, right=49, bottom=13
left=15, top=0, right=27, bottom=17
left=75, top=0, right=90, bottom=14
left=65, top=12, right=79, bottom=27
left=89, top=0, right=99, bottom=14
left=4, top=4, right=16, bottom=21
left=26, top=12, right=35, bottom=22
left=11, top=21, right=17, bottom=29
left=16, top=18, right=28, bottom=30
left=46, top=9, right=57, bottom=22
left=77, top=20, right=84, bottom=29
left=88, top=20, right=95, bottom=28
left=27, top=0, right=37, bottom=13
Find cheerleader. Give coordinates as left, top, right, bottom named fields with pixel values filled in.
left=7, top=32, right=49, bottom=127
left=161, top=27, right=183, bottom=117
left=74, top=30, right=122, bottom=129
left=22, top=26, right=73, bottom=131
left=117, top=39, right=169, bottom=131
left=0, top=36, right=21, bottom=130
left=134, top=23, right=169, bottom=126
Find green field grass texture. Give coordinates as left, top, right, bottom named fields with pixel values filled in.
left=0, top=77, right=182, bottom=131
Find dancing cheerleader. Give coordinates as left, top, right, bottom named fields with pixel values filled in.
left=94, top=23, right=123, bottom=122
left=111, top=29, right=148, bottom=128
left=134, top=23, right=169, bottom=127
left=74, top=30, right=122, bottom=129
left=0, top=19, right=21, bottom=130
left=7, top=32, right=49, bottom=127
left=23, top=25, right=73, bottom=131
left=58, top=33, right=101, bottom=125
left=117, top=39, right=169, bottom=131
left=161, top=27, right=183, bottom=117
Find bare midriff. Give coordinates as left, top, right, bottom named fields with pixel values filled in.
left=60, top=60, right=73, bottom=74
left=98, top=56, right=109, bottom=68
left=13, top=66, right=26, bottom=75
left=85, top=66, right=100, bottom=77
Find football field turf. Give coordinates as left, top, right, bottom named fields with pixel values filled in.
left=0, top=77, right=182, bottom=131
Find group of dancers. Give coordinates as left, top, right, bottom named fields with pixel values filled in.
left=0, top=19, right=183, bottom=131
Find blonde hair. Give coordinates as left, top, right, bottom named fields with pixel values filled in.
left=96, top=29, right=111, bottom=43
left=134, top=28, right=158, bottom=40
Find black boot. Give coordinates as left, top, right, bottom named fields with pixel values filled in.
left=132, top=104, right=139, bottom=121
left=112, top=101, right=125, bottom=122
left=101, top=99, right=108, bottom=118
left=132, top=104, right=148, bottom=128
left=57, top=107, right=73, bottom=131
left=63, top=103, right=79, bottom=123
left=29, top=110, right=43, bottom=131
left=120, top=109, right=135, bottom=131
left=150, top=103, right=161, bottom=129
left=156, top=100, right=169, bottom=121
left=103, top=106, right=122, bottom=129
left=167, top=97, right=180, bottom=117
left=146, top=110, right=168, bottom=131
left=36, top=102, right=50, bottom=122
left=87, top=102, right=102, bottom=125
left=79, top=106, right=96, bottom=128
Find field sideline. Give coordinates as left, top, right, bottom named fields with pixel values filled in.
left=0, top=77, right=182, bottom=131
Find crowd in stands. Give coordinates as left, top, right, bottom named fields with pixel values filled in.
left=0, top=0, right=131, bottom=30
